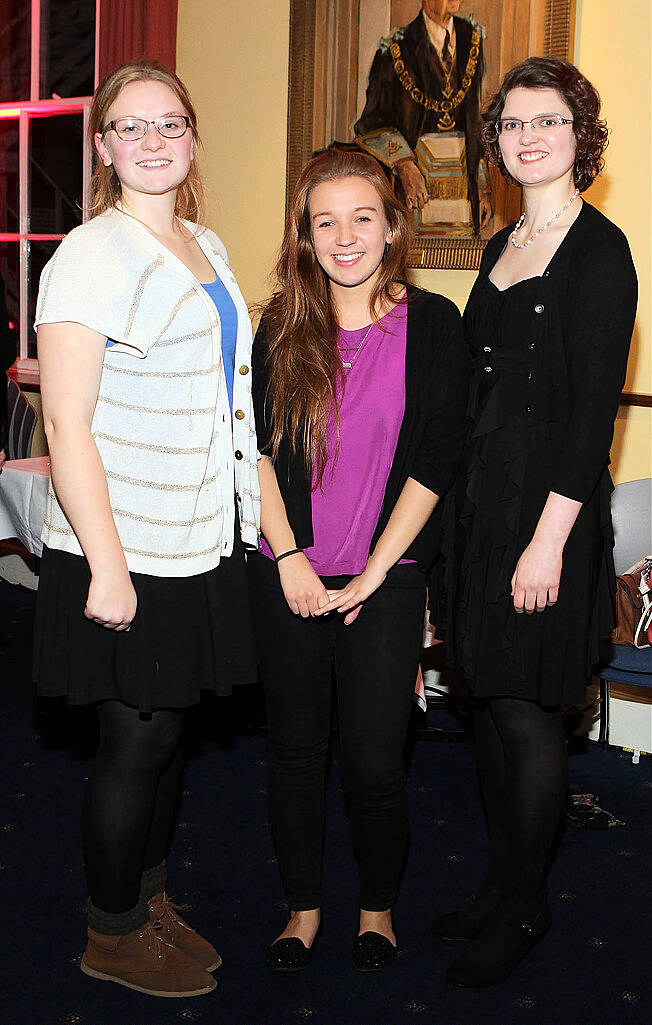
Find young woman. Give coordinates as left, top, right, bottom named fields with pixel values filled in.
left=432, top=58, right=637, bottom=986
left=33, top=61, right=259, bottom=998
left=248, top=148, right=468, bottom=972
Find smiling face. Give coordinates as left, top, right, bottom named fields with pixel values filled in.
left=308, top=175, right=393, bottom=293
left=498, top=86, right=576, bottom=189
left=94, top=79, right=195, bottom=201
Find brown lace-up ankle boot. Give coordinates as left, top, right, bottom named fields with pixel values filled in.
left=81, top=921, right=217, bottom=997
left=147, top=892, right=222, bottom=972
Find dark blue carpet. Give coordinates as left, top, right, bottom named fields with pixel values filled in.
left=0, top=580, right=650, bottom=1025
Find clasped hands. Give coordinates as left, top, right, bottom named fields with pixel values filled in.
left=511, top=537, right=562, bottom=614
left=278, top=551, right=386, bottom=626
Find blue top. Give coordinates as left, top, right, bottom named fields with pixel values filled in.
left=202, top=275, right=237, bottom=413
left=106, top=274, right=238, bottom=414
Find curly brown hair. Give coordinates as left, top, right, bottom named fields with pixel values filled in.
left=481, top=57, right=608, bottom=192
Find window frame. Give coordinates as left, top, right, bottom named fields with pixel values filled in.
left=1, top=0, right=99, bottom=367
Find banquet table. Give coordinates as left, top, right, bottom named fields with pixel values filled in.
left=0, top=456, right=49, bottom=587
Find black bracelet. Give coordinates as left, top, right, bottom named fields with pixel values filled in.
left=275, top=547, right=303, bottom=564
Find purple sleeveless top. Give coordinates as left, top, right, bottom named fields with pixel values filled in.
left=260, top=300, right=410, bottom=575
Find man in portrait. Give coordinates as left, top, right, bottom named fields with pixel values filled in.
left=354, top=0, right=492, bottom=238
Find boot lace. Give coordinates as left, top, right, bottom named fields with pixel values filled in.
left=148, top=892, right=193, bottom=935
left=137, top=920, right=168, bottom=960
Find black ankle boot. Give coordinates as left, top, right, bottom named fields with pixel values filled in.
left=445, top=896, right=551, bottom=987
left=432, top=884, right=504, bottom=941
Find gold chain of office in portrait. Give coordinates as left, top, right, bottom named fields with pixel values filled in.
left=389, top=28, right=481, bottom=129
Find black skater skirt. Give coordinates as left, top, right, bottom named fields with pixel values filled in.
left=33, top=527, right=258, bottom=714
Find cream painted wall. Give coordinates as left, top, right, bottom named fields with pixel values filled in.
left=574, top=0, right=652, bottom=484
left=176, top=0, right=651, bottom=484
left=176, top=0, right=290, bottom=307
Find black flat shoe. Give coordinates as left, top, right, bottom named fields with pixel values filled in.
left=265, top=936, right=315, bottom=973
left=352, top=931, right=397, bottom=972
left=432, top=885, right=503, bottom=941
left=445, top=900, right=551, bottom=988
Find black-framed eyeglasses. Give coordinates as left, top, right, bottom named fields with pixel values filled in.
left=101, top=115, right=191, bottom=141
left=495, top=113, right=573, bottom=135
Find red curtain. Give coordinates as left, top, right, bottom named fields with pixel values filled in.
left=97, top=0, right=179, bottom=82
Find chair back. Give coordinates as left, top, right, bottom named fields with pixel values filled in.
left=611, top=478, right=652, bottom=575
left=6, top=378, right=37, bottom=460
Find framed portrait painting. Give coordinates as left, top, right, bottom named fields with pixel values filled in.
left=286, top=0, right=577, bottom=269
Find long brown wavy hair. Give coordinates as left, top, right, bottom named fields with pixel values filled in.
left=88, top=60, right=205, bottom=223
left=262, top=147, right=412, bottom=486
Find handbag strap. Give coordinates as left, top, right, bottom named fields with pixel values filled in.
left=634, top=564, right=652, bottom=647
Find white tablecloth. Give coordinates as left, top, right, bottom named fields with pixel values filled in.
left=0, top=456, right=49, bottom=556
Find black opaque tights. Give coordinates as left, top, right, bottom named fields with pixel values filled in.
left=474, top=696, right=567, bottom=907
left=82, top=700, right=185, bottom=914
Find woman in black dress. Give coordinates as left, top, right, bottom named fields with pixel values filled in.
left=432, top=58, right=637, bottom=986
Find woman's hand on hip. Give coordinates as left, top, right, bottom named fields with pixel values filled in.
left=85, top=567, right=138, bottom=631
left=314, top=558, right=387, bottom=626
left=511, top=538, right=562, bottom=614
left=278, top=552, right=331, bottom=618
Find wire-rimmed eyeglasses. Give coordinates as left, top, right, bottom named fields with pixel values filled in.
left=101, top=115, right=191, bottom=141
left=495, top=113, right=573, bottom=135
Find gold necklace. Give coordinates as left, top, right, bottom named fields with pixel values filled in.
left=389, top=28, right=481, bottom=131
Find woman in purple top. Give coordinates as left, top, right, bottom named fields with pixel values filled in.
left=249, top=148, right=468, bottom=972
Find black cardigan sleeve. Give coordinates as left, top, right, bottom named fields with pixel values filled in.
left=408, top=296, right=469, bottom=498
left=251, top=317, right=272, bottom=455
left=549, top=230, right=638, bottom=502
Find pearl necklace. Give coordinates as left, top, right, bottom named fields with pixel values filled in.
left=338, top=323, right=374, bottom=369
left=510, top=189, right=580, bottom=249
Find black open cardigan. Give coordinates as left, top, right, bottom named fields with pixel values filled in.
left=251, top=286, right=470, bottom=572
left=473, top=201, right=638, bottom=505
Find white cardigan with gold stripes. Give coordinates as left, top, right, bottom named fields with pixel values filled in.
left=35, top=205, right=260, bottom=577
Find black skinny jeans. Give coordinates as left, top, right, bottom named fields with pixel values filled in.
left=248, top=552, right=426, bottom=912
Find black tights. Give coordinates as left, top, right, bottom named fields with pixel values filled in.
left=474, top=696, right=567, bottom=907
left=82, top=700, right=185, bottom=915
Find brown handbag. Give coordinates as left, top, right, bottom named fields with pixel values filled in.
left=606, top=558, right=652, bottom=647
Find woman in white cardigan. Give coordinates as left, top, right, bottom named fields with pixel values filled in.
left=34, top=61, right=259, bottom=999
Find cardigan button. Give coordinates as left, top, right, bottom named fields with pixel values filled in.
left=525, top=405, right=532, bottom=415
left=234, top=450, right=243, bottom=460
left=527, top=371, right=534, bottom=380
left=483, top=366, right=493, bottom=373
left=238, top=365, right=249, bottom=375
left=483, top=346, right=492, bottom=353
left=235, top=409, right=245, bottom=420
left=528, top=341, right=536, bottom=350
left=534, top=303, right=544, bottom=314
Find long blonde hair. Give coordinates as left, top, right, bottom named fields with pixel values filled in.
left=262, top=147, right=412, bottom=486
left=88, top=60, right=206, bottom=223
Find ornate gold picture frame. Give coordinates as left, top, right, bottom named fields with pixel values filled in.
left=286, top=0, right=576, bottom=270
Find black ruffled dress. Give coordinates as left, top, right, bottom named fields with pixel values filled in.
left=435, top=203, right=638, bottom=706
